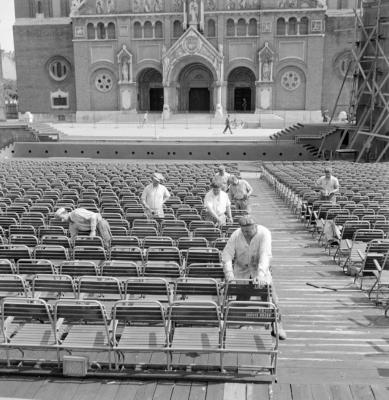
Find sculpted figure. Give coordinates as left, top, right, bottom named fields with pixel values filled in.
left=189, top=0, right=199, bottom=24
left=96, top=0, right=104, bottom=13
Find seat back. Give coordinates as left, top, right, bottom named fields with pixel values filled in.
left=168, top=301, right=221, bottom=327
left=17, top=259, right=55, bottom=275
left=32, top=274, right=76, bottom=298
left=125, top=277, right=170, bottom=302
left=0, top=275, right=29, bottom=297
left=60, top=260, right=98, bottom=277
left=78, top=276, right=123, bottom=299
left=100, top=260, right=139, bottom=277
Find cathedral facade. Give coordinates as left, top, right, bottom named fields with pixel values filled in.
left=13, top=0, right=356, bottom=122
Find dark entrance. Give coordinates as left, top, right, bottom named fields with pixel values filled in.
left=149, top=88, right=164, bottom=111
left=234, top=87, right=251, bottom=112
left=189, top=88, right=210, bottom=111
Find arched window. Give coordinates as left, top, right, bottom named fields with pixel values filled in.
left=300, top=17, right=308, bottom=35
left=207, top=19, right=216, bottom=37
left=237, top=18, right=247, bottom=36
left=248, top=18, right=257, bottom=36
left=144, top=21, right=153, bottom=38
left=288, top=17, right=297, bottom=35
left=277, top=18, right=286, bottom=35
left=173, top=20, right=183, bottom=38
left=134, top=21, right=142, bottom=38
left=97, top=22, right=106, bottom=39
left=87, top=23, right=95, bottom=39
left=37, top=0, right=42, bottom=14
left=107, top=22, right=116, bottom=39
left=227, top=19, right=235, bottom=36
left=155, top=21, right=163, bottom=38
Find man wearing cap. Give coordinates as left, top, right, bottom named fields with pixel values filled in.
left=141, top=173, right=171, bottom=218
left=315, top=167, right=340, bottom=203
left=55, top=207, right=112, bottom=247
left=204, top=182, right=233, bottom=227
left=214, top=165, right=231, bottom=191
left=222, top=215, right=287, bottom=340
left=228, top=175, right=253, bottom=211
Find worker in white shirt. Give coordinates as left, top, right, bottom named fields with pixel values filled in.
left=315, top=167, right=340, bottom=203
left=222, top=215, right=287, bottom=340
left=55, top=207, right=112, bottom=247
left=213, top=165, right=231, bottom=191
left=204, top=181, right=233, bottom=227
left=228, top=174, right=253, bottom=211
left=141, top=172, right=171, bottom=218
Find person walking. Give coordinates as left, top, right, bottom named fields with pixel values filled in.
left=223, top=114, right=233, bottom=135
left=228, top=175, right=253, bottom=211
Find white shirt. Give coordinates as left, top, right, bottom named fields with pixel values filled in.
left=204, top=190, right=231, bottom=219
left=315, top=175, right=340, bottom=195
left=141, top=183, right=170, bottom=217
left=69, top=208, right=101, bottom=233
left=222, top=225, right=272, bottom=283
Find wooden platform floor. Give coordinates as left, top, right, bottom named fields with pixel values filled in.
left=246, top=173, right=389, bottom=387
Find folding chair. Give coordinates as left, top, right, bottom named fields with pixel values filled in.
left=0, top=275, right=29, bottom=298
left=32, top=274, right=76, bottom=300
left=124, top=277, right=171, bottom=304
left=173, top=277, right=222, bottom=305
left=16, top=259, right=55, bottom=276
left=78, top=276, right=123, bottom=301
left=0, top=244, right=31, bottom=261
left=112, top=300, right=169, bottom=370
left=367, top=250, right=389, bottom=304
left=101, top=260, right=139, bottom=278
left=59, top=260, right=98, bottom=277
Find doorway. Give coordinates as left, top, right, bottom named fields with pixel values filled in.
left=189, top=88, right=210, bottom=111
left=234, top=87, right=251, bottom=112
left=149, top=88, right=164, bottom=111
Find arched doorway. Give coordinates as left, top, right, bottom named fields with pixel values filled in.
left=227, top=67, right=256, bottom=112
left=178, top=63, right=214, bottom=112
left=137, top=68, right=163, bottom=111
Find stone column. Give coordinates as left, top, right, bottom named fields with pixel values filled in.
left=215, top=82, right=223, bottom=116
left=0, top=49, right=6, bottom=121
left=163, top=84, right=171, bottom=119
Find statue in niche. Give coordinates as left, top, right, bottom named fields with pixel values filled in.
left=317, top=0, right=326, bottom=7
left=206, top=0, right=215, bottom=10
left=226, top=0, right=235, bottom=10
left=155, top=0, right=163, bottom=11
left=174, top=0, right=182, bottom=12
left=96, top=0, right=104, bottom=14
left=107, top=0, right=114, bottom=13
left=133, top=0, right=141, bottom=12
left=189, top=0, right=199, bottom=24
left=121, top=62, right=129, bottom=82
left=144, top=0, right=153, bottom=12
left=262, top=58, right=271, bottom=81
left=239, top=0, right=247, bottom=9
left=70, top=0, right=86, bottom=16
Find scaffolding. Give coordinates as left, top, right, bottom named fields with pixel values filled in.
left=333, top=0, right=389, bottom=162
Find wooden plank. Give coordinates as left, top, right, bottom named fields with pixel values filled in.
left=205, top=383, right=224, bottom=400
left=114, top=381, right=143, bottom=400
left=67, top=381, right=102, bottom=400
left=329, top=384, right=354, bottom=400
left=223, top=383, right=245, bottom=400
left=33, top=379, right=80, bottom=400
left=94, top=381, right=121, bottom=400
left=189, top=382, right=207, bottom=400
left=370, top=385, right=389, bottom=400
left=133, top=381, right=157, bottom=400
left=272, top=384, right=292, bottom=400
left=349, top=384, right=375, bottom=400
left=171, top=382, right=191, bottom=400
left=153, top=381, right=174, bottom=400
left=310, top=384, right=333, bottom=400
left=247, top=383, right=270, bottom=400
left=11, top=379, right=46, bottom=399
left=290, top=384, right=314, bottom=400
left=0, top=378, right=29, bottom=397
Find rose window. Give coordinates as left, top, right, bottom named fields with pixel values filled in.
left=281, top=70, right=301, bottom=91
left=95, top=72, right=113, bottom=92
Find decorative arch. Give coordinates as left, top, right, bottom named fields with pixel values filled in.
left=107, top=22, right=116, bottom=39
left=300, top=17, right=309, bottom=34
left=227, top=66, right=256, bottom=112
left=277, top=18, right=286, bottom=35
left=177, top=63, right=214, bottom=112
left=87, top=23, right=95, bottom=39
left=144, top=21, right=153, bottom=38
left=134, top=21, right=142, bottom=38
left=96, top=22, right=106, bottom=39
left=237, top=18, right=247, bottom=36
left=173, top=20, right=183, bottom=37
left=227, top=19, right=235, bottom=36
left=248, top=18, right=257, bottom=36
left=155, top=21, right=163, bottom=38
left=288, top=17, right=297, bottom=35
left=137, top=68, right=163, bottom=111
left=207, top=19, right=216, bottom=37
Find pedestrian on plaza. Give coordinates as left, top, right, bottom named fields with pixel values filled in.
left=55, top=207, right=112, bottom=247
left=222, top=215, right=287, bottom=340
left=228, top=174, right=253, bottom=211
left=142, top=111, right=148, bottom=128
left=141, top=172, right=171, bottom=218
left=204, top=181, right=233, bottom=227
left=223, top=114, right=233, bottom=135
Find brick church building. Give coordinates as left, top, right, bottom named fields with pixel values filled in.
left=13, top=0, right=357, bottom=122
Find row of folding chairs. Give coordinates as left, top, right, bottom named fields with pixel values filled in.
left=0, top=295, right=277, bottom=375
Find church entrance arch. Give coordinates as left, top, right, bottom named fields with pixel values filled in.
left=227, top=67, right=256, bottom=112
left=178, top=63, right=214, bottom=112
left=137, top=68, right=163, bottom=111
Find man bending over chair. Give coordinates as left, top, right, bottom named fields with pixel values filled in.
left=204, top=181, right=233, bottom=227
left=55, top=207, right=112, bottom=247
left=222, top=215, right=287, bottom=340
